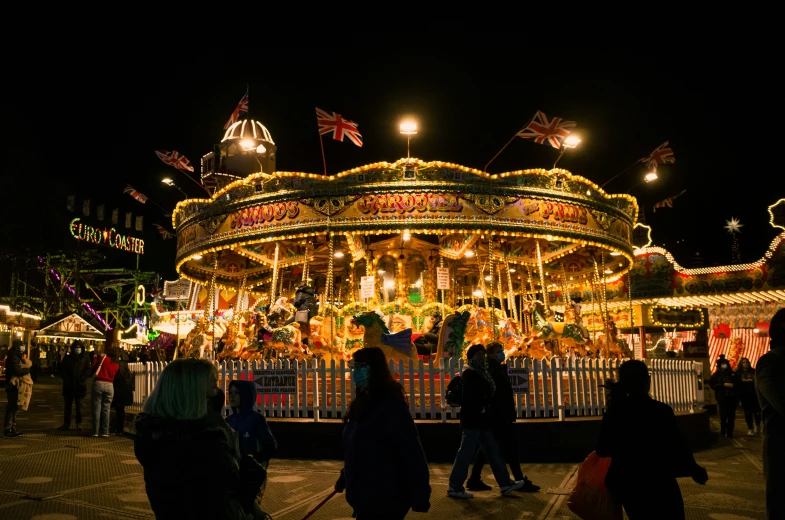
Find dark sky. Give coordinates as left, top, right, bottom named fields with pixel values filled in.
left=2, top=40, right=781, bottom=287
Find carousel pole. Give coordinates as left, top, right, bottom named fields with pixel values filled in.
left=209, top=257, right=219, bottom=359
left=601, top=255, right=610, bottom=358
left=535, top=240, right=548, bottom=313
left=627, top=272, right=635, bottom=359
left=439, top=254, right=446, bottom=322
left=488, top=235, right=497, bottom=338
left=496, top=254, right=506, bottom=320
left=592, top=256, right=608, bottom=357
left=270, top=243, right=280, bottom=307
left=327, top=233, right=335, bottom=351
left=506, top=258, right=517, bottom=323
left=173, top=277, right=181, bottom=360
left=589, top=274, right=597, bottom=345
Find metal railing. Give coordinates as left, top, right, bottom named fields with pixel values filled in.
left=129, top=357, right=704, bottom=422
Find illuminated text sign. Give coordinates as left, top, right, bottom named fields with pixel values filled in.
left=357, top=193, right=462, bottom=214
left=230, top=202, right=299, bottom=230
left=69, top=218, right=145, bottom=254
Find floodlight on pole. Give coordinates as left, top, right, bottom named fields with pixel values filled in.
left=553, top=134, right=581, bottom=169
left=644, top=171, right=658, bottom=183
left=400, top=120, right=417, bottom=162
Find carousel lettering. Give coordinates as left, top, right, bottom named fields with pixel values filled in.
left=69, top=218, right=145, bottom=255
left=540, top=202, right=588, bottom=225
left=357, top=193, right=462, bottom=214
left=230, top=201, right=299, bottom=230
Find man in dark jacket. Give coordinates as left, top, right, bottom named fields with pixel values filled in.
left=4, top=339, right=31, bottom=437
left=756, top=308, right=785, bottom=520
left=57, top=341, right=92, bottom=431
left=447, top=344, right=527, bottom=498
left=710, top=359, right=741, bottom=438
left=468, top=342, right=539, bottom=492
left=29, top=342, right=41, bottom=383
left=111, top=350, right=135, bottom=435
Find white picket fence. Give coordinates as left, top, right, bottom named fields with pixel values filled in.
left=129, top=357, right=704, bottom=423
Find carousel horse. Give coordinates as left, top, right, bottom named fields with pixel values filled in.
left=307, top=315, right=344, bottom=363
left=436, top=311, right=470, bottom=360
left=271, top=322, right=309, bottom=360
left=351, top=311, right=414, bottom=364
left=528, top=302, right=588, bottom=347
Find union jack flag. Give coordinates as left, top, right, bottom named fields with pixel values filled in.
left=653, top=190, right=686, bottom=212
left=224, top=90, right=249, bottom=130
left=316, top=107, right=363, bottom=147
left=154, top=150, right=195, bottom=172
left=123, top=185, right=148, bottom=204
left=516, top=110, right=576, bottom=149
left=153, top=223, right=176, bottom=240
left=641, top=141, right=675, bottom=170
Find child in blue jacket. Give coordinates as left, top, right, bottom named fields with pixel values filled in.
left=227, top=380, right=277, bottom=518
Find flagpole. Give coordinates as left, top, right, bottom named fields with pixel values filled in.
left=484, top=113, right=537, bottom=173
left=319, top=133, right=327, bottom=177
left=177, top=169, right=213, bottom=197
left=600, top=158, right=643, bottom=189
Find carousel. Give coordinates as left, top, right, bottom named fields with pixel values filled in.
left=169, top=119, right=639, bottom=363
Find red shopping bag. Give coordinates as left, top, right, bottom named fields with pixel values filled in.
left=567, top=451, right=622, bottom=520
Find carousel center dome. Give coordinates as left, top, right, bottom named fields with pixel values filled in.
left=222, top=119, right=275, bottom=145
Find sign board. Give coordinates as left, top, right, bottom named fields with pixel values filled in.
left=360, top=276, right=375, bottom=299
left=507, top=367, right=529, bottom=393
left=682, top=340, right=708, bottom=359
left=163, top=279, right=192, bottom=301
left=436, top=267, right=450, bottom=290
left=253, top=369, right=297, bottom=394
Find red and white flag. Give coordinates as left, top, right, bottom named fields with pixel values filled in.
left=154, top=150, right=195, bottom=172
left=641, top=141, right=675, bottom=170
left=316, top=107, right=363, bottom=147
left=516, top=110, right=577, bottom=149
left=123, top=185, right=148, bottom=204
left=224, top=90, right=249, bottom=129
left=153, top=223, right=176, bottom=239
left=653, top=190, right=686, bottom=212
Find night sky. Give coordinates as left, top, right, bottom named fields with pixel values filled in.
left=2, top=41, right=780, bottom=293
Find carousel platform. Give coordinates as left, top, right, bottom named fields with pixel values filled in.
left=122, top=408, right=710, bottom=463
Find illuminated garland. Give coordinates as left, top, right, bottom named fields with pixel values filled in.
left=36, top=256, right=112, bottom=330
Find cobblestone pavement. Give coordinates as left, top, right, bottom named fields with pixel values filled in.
left=0, top=380, right=767, bottom=519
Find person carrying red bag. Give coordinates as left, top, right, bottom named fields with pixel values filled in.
left=593, top=360, right=708, bottom=519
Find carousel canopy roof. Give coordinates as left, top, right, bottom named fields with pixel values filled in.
left=222, top=119, right=275, bottom=144
left=171, top=158, right=639, bottom=296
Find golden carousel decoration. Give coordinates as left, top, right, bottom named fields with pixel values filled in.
left=171, top=119, right=638, bottom=362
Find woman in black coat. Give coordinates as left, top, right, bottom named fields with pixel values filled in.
left=58, top=341, right=92, bottom=431
left=111, top=350, right=135, bottom=435
left=335, top=347, right=431, bottom=519
left=135, top=358, right=246, bottom=519
left=4, top=340, right=31, bottom=437
left=597, top=360, right=708, bottom=519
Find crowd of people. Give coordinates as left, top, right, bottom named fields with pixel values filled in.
left=1, top=307, right=783, bottom=519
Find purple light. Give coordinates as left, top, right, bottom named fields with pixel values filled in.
left=37, top=256, right=112, bottom=330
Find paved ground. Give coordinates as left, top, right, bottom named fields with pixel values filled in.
left=0, top=379, right=768, bottom=519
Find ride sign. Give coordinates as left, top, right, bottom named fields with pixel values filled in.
left=507, top=367, right=529, bottom=394
left=253, top=369, right=297, bottom=394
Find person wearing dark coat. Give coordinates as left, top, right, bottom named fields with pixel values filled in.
left=29, top=343, right=41, bottom=383
left=57, top=341, right=92, bottom=431
left=468, top=342, right=539, bottom=492
left=756, top=307, right=785, bottom=520
left=414, top=312, right=442, bottom=355
left=335, top=347, right=431, bottom=519
left=597, top=360, right=708, bottom=519
left=134, top=358, right=246, bottom=520
left=227, top=380, right=277, bottom=518
left=4, top=339, right=31, bottom=437
left=447, top=344, right=527, bottom=498
left=111, top=350, right=135, bottom=435
left=286, top=285, right=317, bottom=349
left=737, top=357, right=761, bottom=435
left=710, top=359, right=741, bottom=437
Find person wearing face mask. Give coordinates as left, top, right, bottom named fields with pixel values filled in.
left=335, top=347, right=431, bottom=519
left=4, top=339, right=32, bottom=438
left=736, top=357, right=761, bottom=435
left=710, top=358, right=741, bottom=438
left=447, top=344, right=529, bottom=498
left=467, top=342, right=540, bottom=492
left=57, top=341, right=92, bottom=431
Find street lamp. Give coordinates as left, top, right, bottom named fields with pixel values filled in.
left=553, top=134, right=581, bottom=168
left=399, top=120, right=417, bottom=162
left=161, top=178, right=187, bottom=197
left=644, top=171, right=658, bottom=183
